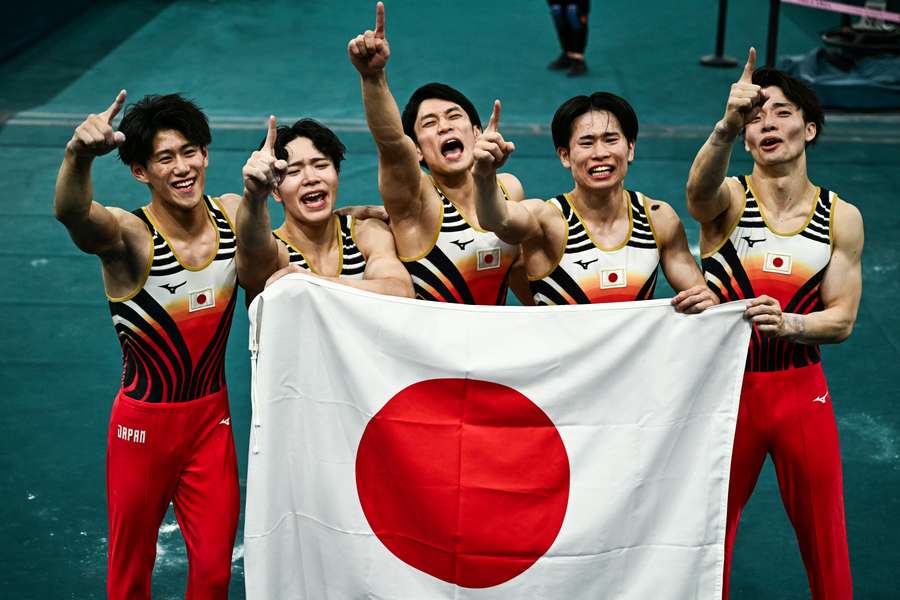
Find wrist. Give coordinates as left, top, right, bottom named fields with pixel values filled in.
left=65, top=146, right=95, bottom=166
left=361, top=70, right=387, bottom=85
left=711, top=120, right=739, bottom=145
left=780, top=313, right=806, bottom=340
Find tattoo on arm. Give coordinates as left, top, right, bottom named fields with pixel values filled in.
left=783, top=313, right=807, bottom=342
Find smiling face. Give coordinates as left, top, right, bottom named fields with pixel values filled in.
left=558, top=110, right=634, bottom=193
left=274, top=136, right=339, bottom=225
left=413, top=98, right=480, bottom=175
left=131, top=129, right=208, bottom=210
left=744, top=86, right=817, bottom=167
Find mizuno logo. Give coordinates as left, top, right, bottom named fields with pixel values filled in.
left=159, top=281, right=187, bottom=294
left=741, top=236, right=766, bottom=248
left=219, top=417, right=231, bottom=426
left=451, top=239, right=475, bottom=251
left=574, top=258, right=598, bottom=270
left=813, top=393, right=829, bottom=404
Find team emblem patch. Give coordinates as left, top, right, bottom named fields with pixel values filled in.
left=600, top=268, right=626, bottom=289
left=763, top=252, right=792, bottom=275
left=477, top=248, right=501, bottom=271
left=189, top=287, right=215, bottom=312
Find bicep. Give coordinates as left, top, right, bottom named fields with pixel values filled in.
left=820, top=202, right=863, bottom=315
left=505, top=200, right=546, bottom=244
left=64, top=202, right=127, bottom=256
left=655, top=206, right=705, bottom=291
left=237, top=241, right=286, bottom=294
left=687, top=177, right=738, bottom=224
left=377, top=138, right=428, bottom=221
left=357, top=220, right=412, bottom=283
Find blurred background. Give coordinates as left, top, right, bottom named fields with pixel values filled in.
left=1, top=1, right=897, bottom=597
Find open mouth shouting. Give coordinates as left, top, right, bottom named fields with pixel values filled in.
left=172, top=177, right=197, bottom=194
left=300, top=190, right=328, bottom=210
left=440, top=138, right=465, bottom=161
left=759, top=136, right=783, bottom=152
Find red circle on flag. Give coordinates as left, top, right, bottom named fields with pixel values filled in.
left=773, top=257, right=784, bottom=268
left=484, top=253, right=494, bottom=264
left=356, top=378, right=570, bottom=588
left=196, top=293, right=207, bottom=305
left=607, top=272, right=618, bottom=283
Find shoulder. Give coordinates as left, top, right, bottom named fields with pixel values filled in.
left=640, top=196, right=679, bottom=227
left=497, top=172, right=524, bottom=202
left=215, top=193, right=242, bottom=224
left=353, top=216, right=396, bottom=251
left=638, top=196, right=687, bottom=246
left=831, top=196, right=864, bottom=251
left=110, top=206, right=151, bottom=237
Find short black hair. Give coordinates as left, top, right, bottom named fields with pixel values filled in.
left=401, top=82, right=482, bottom=143
left=551, top=92, right=639, bottom=151
left=118, top=94, right=211, bottom=166
left=751, top=67, right=825, bottom=145
left=262, top=118, right=346, bottom=172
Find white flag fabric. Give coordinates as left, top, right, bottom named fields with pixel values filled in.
left=244, top=274, right=750, bottom=600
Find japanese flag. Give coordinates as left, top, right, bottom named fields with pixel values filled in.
left=244, top=274, right=750, bottom=599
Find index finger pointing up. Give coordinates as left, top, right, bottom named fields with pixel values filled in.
left=485, top=99, right=501, bottom=133
left=102, top=89, right=127, bottom=123
left=264, top=115, right=278, bottom=153
left=739, top=47, right=757, bottom=83
left=375, top=2, right=385, bottom=39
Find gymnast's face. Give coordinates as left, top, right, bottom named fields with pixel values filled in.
left=274, top=136, right=339, bottom=225
left=743, top=86, right=816, bottom=167
left=131, top=129, right=208, bottom=210
left=413, top=99, right=480, bottom=176
left=558, top=110, right=634, bottom=193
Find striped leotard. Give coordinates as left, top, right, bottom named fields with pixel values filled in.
left=401, top=179, right=519, bottom=304
left=529, top=191, right=660, bottom=305
left=274, top=213, right=366, bottom=279
left=702, top=175, right=834, bottom=372
left=109, top=196, right=237, bottom=403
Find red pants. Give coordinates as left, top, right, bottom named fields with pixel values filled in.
left=724, top=363, right=851, bottom=599
left=106, top=389, right=240, bottom=600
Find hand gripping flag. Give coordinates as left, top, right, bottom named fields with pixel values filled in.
left=244, top=274, right=750, bottom=599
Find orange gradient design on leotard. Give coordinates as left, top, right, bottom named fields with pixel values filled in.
left=741, top=255, right=819, bottom=311
left=134, top=284, right=235, bottom=364
left=578, top=271, right=652, bottom=304
left=417, top=253, right=515, bottom=304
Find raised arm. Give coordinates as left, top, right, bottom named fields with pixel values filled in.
left=236, top=116, right=288, bottom=294
left=686, top=48, right=765, bottom=224
left=745, top=199, right=863, bottom=343
left=348, top=2, right=426, bottom=222
left=646, top=200, right=718, bottom=313
left=473, top=100, right=542, bottom=245
left=54, top=90, right=130, bottom=256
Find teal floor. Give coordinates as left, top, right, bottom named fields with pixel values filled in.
left=1, top=1, right=898, bottom=597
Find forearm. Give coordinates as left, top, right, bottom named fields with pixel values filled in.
left=686, top=122, right=737, bottom=215
left=474, top=174, right=512, bottom=233
left=236, top=193, right=276, bottom=255
left=235, top=194, right=280, bottom=287
left=780, top=309, right=855, bottom=345
left=360, top=72, right=407, bottom=149
left=318, top=274, right=413, bottom=298
left=54, top=150, right=95, bottom=224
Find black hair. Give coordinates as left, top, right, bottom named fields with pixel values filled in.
left=118, top=94, right=211, bottom=166
left=551, top=92, right=638, bottom=150
left=751, top=68, right=825, bottom=145
left=401, top=82, right=482, bottom=143
left=262, top=118, right=346, bottom=172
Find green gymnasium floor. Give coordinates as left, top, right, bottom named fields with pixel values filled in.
left=1, top=1, right=897, bottom=597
